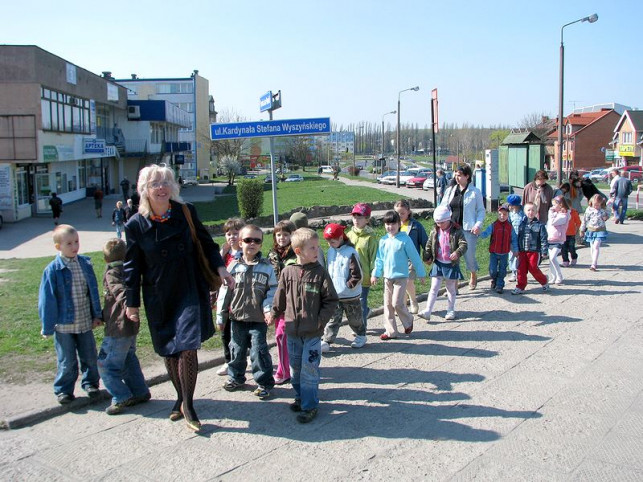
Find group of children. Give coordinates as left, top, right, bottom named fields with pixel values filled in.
left=39, top=192, right=610, bottom=426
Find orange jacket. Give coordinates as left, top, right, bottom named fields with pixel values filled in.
left=566, top=209, right=581, bottom=236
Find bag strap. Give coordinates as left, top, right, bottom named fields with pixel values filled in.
left=182, top=203, right=198, bottom=243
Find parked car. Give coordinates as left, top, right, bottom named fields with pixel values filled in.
left=619, top=165, right=642, bottom=184
left=264, top=175, right=279, bottom=184
left=406, top=174, right=430, bottom=188
left=423, top=171, right=453, bottom=190
left=285, top=174, right=304, bottom=182
left=182, top=176, right=198, bottom=186
left=589, top=169, right=609, bottom=183
left=320, top=165, right=334, bottom=174
left=380, top=171, right=416, bottom=186
left=376, top=170, right=397, bottom=183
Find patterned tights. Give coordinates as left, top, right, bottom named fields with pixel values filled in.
left=164, top=350, right=199, bottom=422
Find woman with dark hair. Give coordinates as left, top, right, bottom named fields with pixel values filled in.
left=440, top=165, right=485, bottom=290
left=523, top=170, right=555, bottom=223
left=124, top=164, right=234, bottom=432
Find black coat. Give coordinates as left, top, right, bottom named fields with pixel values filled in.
left=124, top=201, right=223, bottom=356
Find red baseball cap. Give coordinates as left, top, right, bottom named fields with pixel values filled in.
left=351, top=203, right=371, bottom=217
left=323, top=223, right=347, bottom=240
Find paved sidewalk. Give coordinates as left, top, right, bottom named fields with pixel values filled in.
left=1, top=212, right=642, bottom=479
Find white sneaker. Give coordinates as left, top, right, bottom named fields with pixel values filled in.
left=409, top=302, right=419, bottom=315
left=511, top=288, right=524, bottom=295
left=444, top=311, right=456, bottom=321
left=216, top=363, right=228, bottom=376
left=417, top=310, right=431, bottom=321
left=508, top=274, right=516, bottom=282
left=321, top=341, right=331, bottom=353
left=351, top=335, right=367, bottom=349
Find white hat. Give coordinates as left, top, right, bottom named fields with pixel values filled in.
left=433, top=206, right=452, bottom=223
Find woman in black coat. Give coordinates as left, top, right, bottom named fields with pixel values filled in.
left=124, top=164, right=233, bottom=432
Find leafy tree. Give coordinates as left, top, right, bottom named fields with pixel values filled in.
left=219, top=155, right=242, bottom=186
left=489, top=129, right=511, bottom=149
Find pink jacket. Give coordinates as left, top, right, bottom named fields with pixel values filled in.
left=546, top=209, right=570, bottom=244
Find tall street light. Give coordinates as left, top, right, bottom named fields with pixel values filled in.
left=557, top=13, right=598, bottom=183
left=397, top=86, right=420, bottom=187
left=381, top=110, right=396, bottom=171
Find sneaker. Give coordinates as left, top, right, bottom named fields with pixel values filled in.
left=496, top=288, right=504, bottom=294
left=418, top=310, right=431, bottom=321
left=57, top=393, right=75, bottom=405
left=554, top=279, right=563, bottom=285
left=562, top=261, right=570, bottom=267
left=571, top=259, right=577, bottom=266
left=274, top=377, right=291, bottom=385
left=615, top=219, right=620, bottom=224
left=320, top=341, right=331, bottom=353
left=542, top=284, right=550, bottom=292
left=508, top=274, right=517, bottom=282
left=223, top=379, right=244, bottom=392
left=253, top=386, right=271, bottom=400
left=216, top=363, right=228, bottom=376
left=444, top=311, right=456, bottom=321
left=379, top=333, right=395, bottom=341
left=290, top=399, right=302, bottom=412
left=296, top=408, right=318, bottom=424
left=126, top=392, right=151, bottom=406
left=85, top=386, right=101, bottom=398
left=490, top=280, right=496, bottom=289
left=511, top=288, right=524, bottom=295
left=404, top=323, right=414, bottom=335
left=351, top=335, right=367, bottom=349
left=409, top=302, right=419, bottom=315
left=589, top=265, right=597, bottom=271
left=105, top=402, right=126, bottom=415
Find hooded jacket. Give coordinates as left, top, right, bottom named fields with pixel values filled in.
left=346, top=225, right=378, bottom=288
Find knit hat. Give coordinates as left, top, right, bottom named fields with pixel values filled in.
left=289, top=212, right=309, bottom=229
left=351, top=203, right=372, bottom=217
left=433, top=206, right=452, bottom=223
left=506, top=194, right=521, bottom=206
left=323, top=223, right=347, bottom=240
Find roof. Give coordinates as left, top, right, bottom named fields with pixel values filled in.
left=502, top=131, right=542, bottom=144
left=614, top=110, right=643, bottom=133
left=545, top=109, right=618, bottom=140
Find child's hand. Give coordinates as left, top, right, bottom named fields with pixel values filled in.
left=42, top=334, right=50, bottom=340
left=126, top=307, right=140, bottom=322
left=264, top=313, right=273, bottom=325
left=111, top=222, right=115, bottom=226
left=449, top=253, right=459, bottom=261
left=221, top=242, right=230, bottom=255
left=424, top=257, right=433, bottom=265
left=92, top=318, right=102, bottom=329
left=370, top=276, right=378, bottom=285
left=418, top=277, right=425, bottom=284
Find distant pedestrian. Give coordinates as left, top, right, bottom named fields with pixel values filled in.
left=49, top=193, right=63, bottom=225
left=120, top=177, right=130, bottom=201
left=612, top=169, right=633, bottom=224
left=129, top=189, right=140, bottom=213
left=511, top=202, right=549, bottom=295
left=98, top=238, right=150, bottom=415
left=124, top=198, right=135, bottom=222
left=580, top=194, right=609, bottom=271
left=111, top=201, right=126, bottom=239
left=419, top=206, right=467, bottom=321
left=38, top=224, right=102, bottom=405
left=93, top=188, right=104, bottom=218
left=435, top=169, right=448, bottom=205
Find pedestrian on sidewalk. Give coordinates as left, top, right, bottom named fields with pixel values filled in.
left=38, top=224, right=102, bottom=405
left=120, top=177, right=130, bottom=201
left=394, top=200, right=428, bottom=314
left=321, top=223, right=365, bottom=352
left=561, top=207, right=581, bottom=267
left=111, top=201, right=126, bottom=239
left=371, top=210, right=426, bottom=340
left=419, top=206, right=467, bottom=322
left=479, top=203, right=518, bottom=294
left=546, top=196, right=571, bottom=285
left=267, top=220, right=298, bottom=385
left=49, top=192, right=63, bottom=226
left=217, top=225, right=277, bottom=400
left=346, top=203, right=378, bottom=329
left=612, top=169, right=633, bottom=224
left=512, top=202, right=549, bottom=295
left=272, top=227, right=339, bottom=423
left=98, top=238, right=150, bottom=415
left=93, top=188, right=104, bottom=218
left=124, top=164, right=234, bottom=432
left=580, top=194, right=609, bottom=271
left=506, top=194, right=525, bottom=282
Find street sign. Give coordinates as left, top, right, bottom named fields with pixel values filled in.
left=210, top=117, right=331, bottom=140
left=260, top=91, right=272, bottom=112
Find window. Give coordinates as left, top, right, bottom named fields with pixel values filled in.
left=156, top=82, right=193, bottom=94
left=177, top=102, right=194, bottom=113
left=16, top=168, right=29, bottom=205
left=622, top=132, right=633, bottom=144
left=41, top=87, right=91, bottom=134
left=150, top=123, right=164, bottom=144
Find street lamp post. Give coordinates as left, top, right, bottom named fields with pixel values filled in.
left=397, top=86, right=420, bottom=187
left=557, top=13, right=598, bottom=183
left=381, top=110, right=396, bottom=172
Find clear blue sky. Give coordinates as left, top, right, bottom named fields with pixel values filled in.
left=5, top=0, right=642, bottom=129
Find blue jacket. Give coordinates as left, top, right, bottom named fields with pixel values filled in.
left=403, top=218, right=428, bottom=256
left=517, top=217, right=548, bottom=256
left=373, top=231, right=426, bottom=279
left=38, top=254, right=102, bottom=336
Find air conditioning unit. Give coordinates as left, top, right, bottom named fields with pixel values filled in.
left=127, top=105, right=141, bottom=119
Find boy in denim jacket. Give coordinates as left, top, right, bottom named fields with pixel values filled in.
left=98, top=238, right=151, bottom=415
left=38, top=225, right=102, bottom=404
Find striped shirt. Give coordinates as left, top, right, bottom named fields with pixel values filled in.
left=55, top=256, right=93, bottom=334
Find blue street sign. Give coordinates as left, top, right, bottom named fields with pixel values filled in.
left=210, top=117, right=331, bottom=140
left=260, top=91, right=272, bottom=112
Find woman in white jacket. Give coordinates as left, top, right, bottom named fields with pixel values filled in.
left=440, top=165, right=485, bottom=289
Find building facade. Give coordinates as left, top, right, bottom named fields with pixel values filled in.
left=0, top=45, right=127, bottom=222
left=611, top=110, right=643, bottom=166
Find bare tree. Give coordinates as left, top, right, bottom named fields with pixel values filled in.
left=210, top=108, right=248, bottom=176
left=286, top=136, right=313, bottom=171
left=219, top=155, right=242, bottom=186
left=518, top=111, right=551, bottom=139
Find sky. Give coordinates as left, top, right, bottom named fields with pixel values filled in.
left=5, top=0, right=643, bottom=130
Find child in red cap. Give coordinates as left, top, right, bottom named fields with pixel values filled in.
left=321, top=223, right=366, bottom=351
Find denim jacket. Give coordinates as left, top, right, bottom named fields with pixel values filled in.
left=38, top=254, right=102, bottom=335
left=441, top=183, right=485, bottom=231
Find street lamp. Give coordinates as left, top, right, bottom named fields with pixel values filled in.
left=397, top=86, right=420, bottom=187
left=381, top=110, right=396, bottom=171
left=557, top=13, right=598, bottom=183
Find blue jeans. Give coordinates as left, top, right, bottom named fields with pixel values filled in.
left=98, top=336, right=149, bottom=405
left=614, top=197, right=628, bottom=223
left=489, top=252, right=509, bottom=289
left=53, top=330, right=99, bottom=396
left=115, top=222, right=124, bottom=239
left=462, top=230, right=480, bottom=273
left=287, top=335, right=321, bottom=411
left=360, top=286, right=371, bottom=328
left=229, top=321, right=274, bottom=389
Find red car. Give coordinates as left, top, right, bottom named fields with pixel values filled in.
left=406, top=175, right=429, bottom=188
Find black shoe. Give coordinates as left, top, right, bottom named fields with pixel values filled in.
left=105, top=402, right=126, bottom=415
left=126, top=392, right=151, bottom=406
left=289, top=399, right=302, bottom=412
left=85, top=386, right=101, bottom=398
left=490, top=280, right=496, bottom=289
left=296, top=408, right=318, bottom=423
left=57, top=393, right=75, bottom=405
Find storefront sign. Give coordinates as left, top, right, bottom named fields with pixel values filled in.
left=83, top=138, right=106, bottom=154
left=43, top=145, right=58, bottom=161
left=619, top=145, right=634, bottom=157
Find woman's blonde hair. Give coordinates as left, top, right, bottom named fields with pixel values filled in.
left=137, top=164, right=183, bottom=217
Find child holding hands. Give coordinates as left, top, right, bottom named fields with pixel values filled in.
left=479, top=204, right=518, bottom=294
left=546, top=195, right=571, bottom=284
left=419, top=206, right=467, bottom=321
left=580, top=194, right=609, bottom=271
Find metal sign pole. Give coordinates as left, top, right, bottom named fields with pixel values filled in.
left=268, top=108, right=278, bottom=225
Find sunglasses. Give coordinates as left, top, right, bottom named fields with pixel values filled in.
left=242, top=237, right=263, bottom=245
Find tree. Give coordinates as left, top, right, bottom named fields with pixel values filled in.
left=219, top=155, right=242, bottom=186
left=286, top=136, right=312, bottom=171
left=489, top=129, right=511, bottom=149
left=518, top=111, right=551, bottom=139
left=210, top=108, right=247, bottom=178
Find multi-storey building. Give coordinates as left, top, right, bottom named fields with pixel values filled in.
left=611, top=110, right=643, bottom=166
left=116, top=72, right=213, bottom=180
